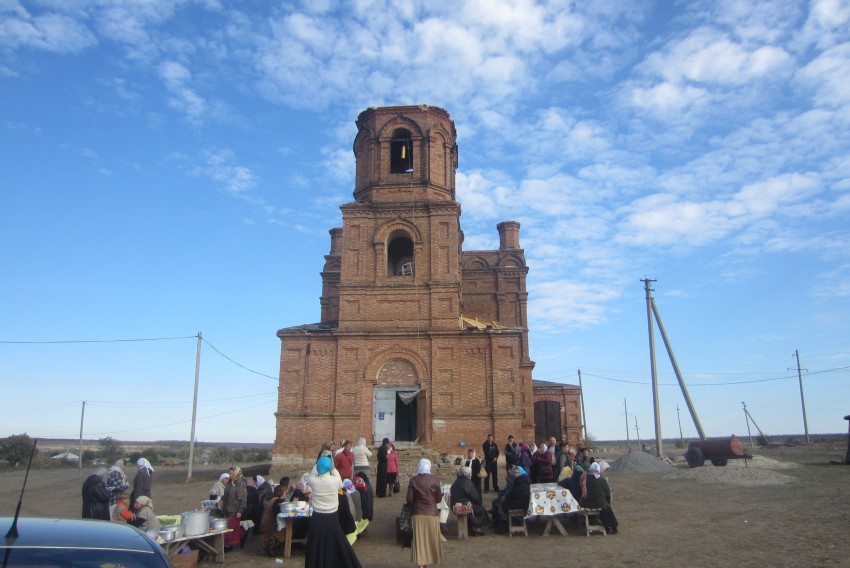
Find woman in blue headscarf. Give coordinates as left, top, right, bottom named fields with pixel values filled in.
left=496, top=465, right=531, bottom=533
left=305, top=455, right=363, bottom=568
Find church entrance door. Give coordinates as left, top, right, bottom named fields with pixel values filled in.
left=373, top=387, right=419, bottom=443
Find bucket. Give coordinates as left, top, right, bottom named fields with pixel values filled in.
left=181, top=509, right=210, bottom=537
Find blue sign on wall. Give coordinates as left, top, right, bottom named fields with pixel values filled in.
left=379, top=411, right=385, bottom=420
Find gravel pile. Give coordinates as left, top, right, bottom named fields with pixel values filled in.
left=608, top=451, right=677, bottom=473
left=667, top=454, right=800, bottom=486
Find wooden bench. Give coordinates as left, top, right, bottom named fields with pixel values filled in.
left=582, top=508, right=606, bottom=536
left=508, top=509, right=528, bottom=537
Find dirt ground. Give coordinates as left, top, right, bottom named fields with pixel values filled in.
left=2, top=443, right=849, bottom=568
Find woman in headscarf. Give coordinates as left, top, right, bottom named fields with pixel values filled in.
left=580, top=462, right=618, bottom=534
left=406, top=459, right=443, bottom=567
left=375, top=437, right=390, bottom=497
left=222, top=466, right=248, bottom=550
left=305, top=455, right=363, bottom=568
left=106, top=460, right=129, bottom=519
left=464, top=448, right=482, bottom=498
left=449, top=466, right=488, bottom=535
left=353, top=472, right=373, bottom=522
left=518, top=442, right=532, bottom=473
left=133, top=496, right=161, bottom=532
left=130, top=458, right=153, bottom=503
left=351, top=437, right=372, bottom=479
left=496, top=465, right=531, bottom=533
left=536, top=443, right=555, bottom=483
left=210, top=472, right=230, bottom=502
left=82, top=467, right=110, bottom=520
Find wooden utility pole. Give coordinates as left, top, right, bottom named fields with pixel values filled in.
left=742, top=402, right=754, bottom=448
left=187, top=332, right=202, bottom=480
left=624, top=398, right=631, bottom=452
left=793, top=350, right=810, bottom=444
left=578, top=369, right=588, bottom=442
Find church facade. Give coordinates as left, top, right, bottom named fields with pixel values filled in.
left=272, top=105, right=581, bottom=468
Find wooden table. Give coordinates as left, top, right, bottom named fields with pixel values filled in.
left=277, top=512, right=310, bottom=558
left=160, top=528, right=231, bottom=563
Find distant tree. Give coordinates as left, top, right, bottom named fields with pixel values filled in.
left=98, top=436, right=124, bottom=463
left=0, top=433, right=37, bottom=467
left=211, top=446, right=232, bottom=464
left=82, top=449, right=97, bottom=464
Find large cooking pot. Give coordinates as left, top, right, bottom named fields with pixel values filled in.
left=161, top=524, right=184, bottom=539
left=209, top=517, right=227, bottom=531
left=181, top=509, right=210, bottom=537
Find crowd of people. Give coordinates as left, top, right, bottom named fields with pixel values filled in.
left=79, top=434, right=618, bottom=568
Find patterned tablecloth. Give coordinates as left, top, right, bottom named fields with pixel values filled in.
left=526, top=483, right=580, bottom=518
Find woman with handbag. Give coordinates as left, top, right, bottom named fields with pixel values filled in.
left=387, top=442, right=400, bottom=496
left=406, top=459, right=443, bottom=567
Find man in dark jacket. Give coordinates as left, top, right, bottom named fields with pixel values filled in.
left=81, top=467, right=110, bottom=520
left=482, top=434, right=500, bottom=493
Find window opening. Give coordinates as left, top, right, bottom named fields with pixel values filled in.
left=387, top=232, right=414, bottom=276
left=390, top=129, right=413, bottom=174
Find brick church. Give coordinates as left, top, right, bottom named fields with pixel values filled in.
left=272, top=105, right=581, bottom=468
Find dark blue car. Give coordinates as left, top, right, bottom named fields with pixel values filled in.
left=1, top=517, right=174, bottom=568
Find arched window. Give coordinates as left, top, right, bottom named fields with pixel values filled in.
left=387, top=230, right=414, bottom=276
left=390, top=129, right=413, bottom=174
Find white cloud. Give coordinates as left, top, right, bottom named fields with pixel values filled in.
left=528, top=279, right=621, bottom=329
left=796, top=42, right=850, bottom=109
left=193, top=148, right=257, bottom=195
left=158, top=60, right=207, bottom=126
left=0, top=8, right=96, bottom=53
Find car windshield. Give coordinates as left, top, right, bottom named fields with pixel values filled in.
left=0, top=547, right=168, bottom=568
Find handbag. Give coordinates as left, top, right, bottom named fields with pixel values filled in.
left=399, top=503, right=412, bottom=534
left=393, top=480, right=401, bottom=494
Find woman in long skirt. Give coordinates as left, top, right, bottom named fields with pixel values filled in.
left=406, top=459, right=443, bottom=567
left=305, top=456, right=363, bottom=568
left=375, top=438, right=390, bottom=497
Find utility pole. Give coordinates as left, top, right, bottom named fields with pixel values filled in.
left=792, top=350, right=810, bottom=444
left=624, top=399, right=631, bottom=452
left=187, top=332, right=202, bottom=480
left=634, top=415, right=641, bottom=450
left=742, top=402, right=754, bottom=448
left=578, top=369, right=588, bottom=442
left=78, top=400, right=85, bottom=472
left=676, top=405, right=684, bottom=449
left=642, top=278, right=663, bottom=457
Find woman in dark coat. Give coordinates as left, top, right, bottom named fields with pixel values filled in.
left=536, top=444, right=555, bottom=483
left=375, top=438, right=390, bottom=498
left=130, top=458, right=153, bottom=503
left=449, top=467, right=489, bottom=533
left=497, top=465, right=531, bottom=532
left=354, top=472, right=373, bottom=521
left=580, top=462, right=618, bottom=534
left=82, top=467, right=110, bottom=520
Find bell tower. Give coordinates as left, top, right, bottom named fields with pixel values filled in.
left=322, top=105, right=463, bottom=333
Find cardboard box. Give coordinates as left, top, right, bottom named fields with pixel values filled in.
left=170, top=549, right=199, bottom=568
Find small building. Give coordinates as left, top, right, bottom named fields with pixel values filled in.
left=51, top=451, right=79, bottom=461
left=272, top=105, right=581, bottom=470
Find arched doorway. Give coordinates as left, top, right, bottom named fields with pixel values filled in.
left=373, top=359, right=421, bottom=443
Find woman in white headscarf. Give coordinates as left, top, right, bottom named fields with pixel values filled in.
left=351, top=437, right=373, bottom=479
left=130, top=457, right=153, bottom=503
left=580, top=462, right=618, bottom=534
left=133, top=496, right=161, bottom=532
left=406, top=459, right=443, bottom=567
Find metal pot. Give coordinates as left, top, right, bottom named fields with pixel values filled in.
left=161, top=524, right=184, bottom=539
left=279, top=502, right=298, bottom=514
left=159, top=529, right=178, bottom=542
left=209, top=518, right=227, bottom=531
left=181, top=509, right=210, bottom=537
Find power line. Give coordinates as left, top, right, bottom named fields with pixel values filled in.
left=201, top=336, right=277, bottom=380
left=0, top=336, right=197, bottom=344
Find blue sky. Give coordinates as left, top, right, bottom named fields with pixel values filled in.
left=2, top=0, right=849, bottom=446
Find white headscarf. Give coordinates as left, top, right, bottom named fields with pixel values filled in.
left=357, top=437, right=367, bottom=447
left=417, top=458, right=432, bottom=475
left=137, top=457, right=154, bottom=472
left=256, top=475, right=265, bottom=485
left=589, top=462, right=602, bottom=479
